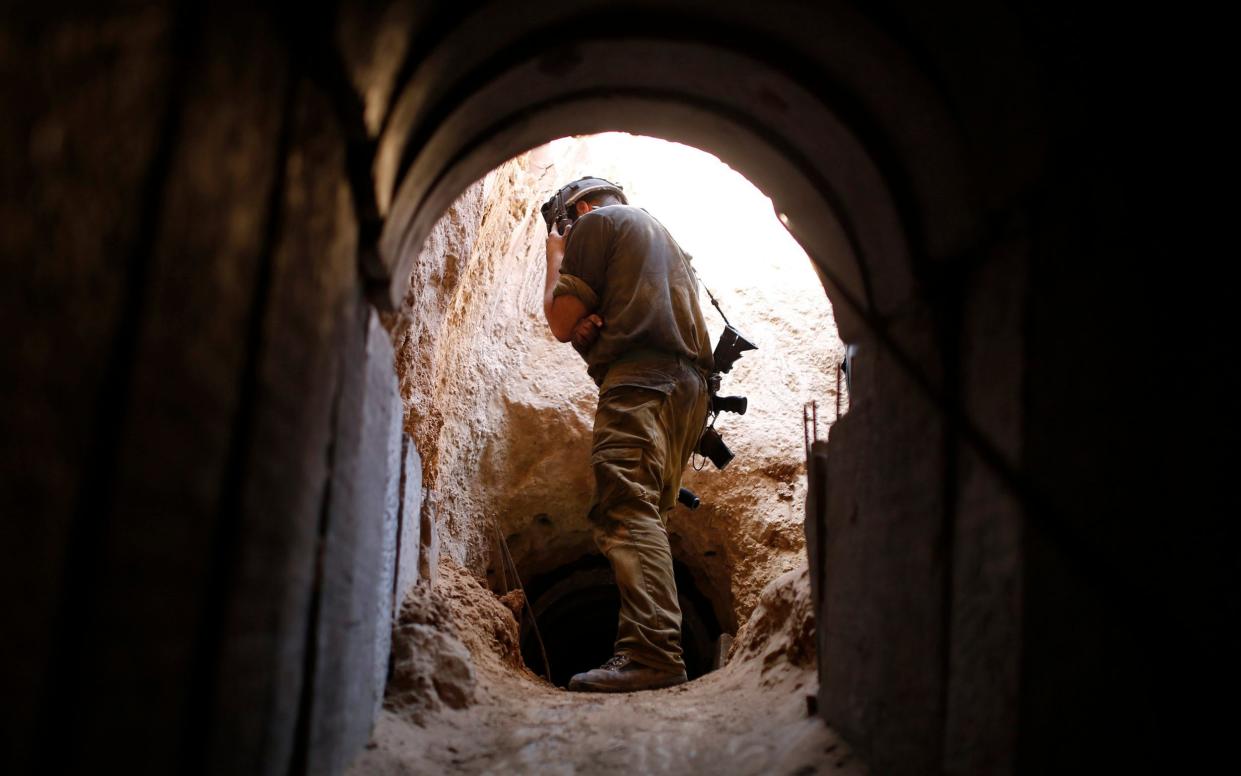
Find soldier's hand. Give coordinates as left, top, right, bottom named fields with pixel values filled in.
left=545, top=223, right=567, bottom=259
left=571, top=314, right=604, bottom=349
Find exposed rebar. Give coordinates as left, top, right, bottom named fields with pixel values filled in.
left=803, top=400, right=818, bottom=456
left=491, top=520, right=552, bottom=683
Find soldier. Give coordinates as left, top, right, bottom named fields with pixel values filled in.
left=541, top=177, right=714, bottom=692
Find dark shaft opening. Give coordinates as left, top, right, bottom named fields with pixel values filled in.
left=519, top=555, right=723, bottom=687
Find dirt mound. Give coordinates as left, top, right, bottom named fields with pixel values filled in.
left=428, top=559, right=528, bottom=680
left=386, top=558, right=543, bottom=725
left=730, top=563, right=818, bottom=673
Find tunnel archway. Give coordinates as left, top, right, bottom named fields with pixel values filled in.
left=416, top=131, right=841, bottom=694
left=365, top=9, right=1007, bottom=772
left=367, top=4, right=988, bottom=347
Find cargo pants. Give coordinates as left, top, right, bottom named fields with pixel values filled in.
left=589, top=355, right=710, bottom=674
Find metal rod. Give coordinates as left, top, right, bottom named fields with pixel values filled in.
left=803, top=400, right=818, bottom=456
left=492, top=520, right=552, bottom=683
left=836, top=361, right=842, bottom=421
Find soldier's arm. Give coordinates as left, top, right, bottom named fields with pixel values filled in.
left=543, top=224, right=587, bottom=341
left=544, top=214, right=606, bottom=345
left=545, top=295, right=590, bottom=343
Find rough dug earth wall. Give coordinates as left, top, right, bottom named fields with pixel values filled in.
left=384, top=135, right=845, bottom=629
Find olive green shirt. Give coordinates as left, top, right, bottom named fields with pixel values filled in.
left=552, top=205, right=714, bottom=386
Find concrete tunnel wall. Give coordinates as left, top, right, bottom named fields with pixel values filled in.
left=1, top=2, right=1230, bottom=775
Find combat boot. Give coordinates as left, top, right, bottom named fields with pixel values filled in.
left=567, top=654, right=687, bottom=693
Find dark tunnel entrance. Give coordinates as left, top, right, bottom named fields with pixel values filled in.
left=519, top=555, right=724, bottom=688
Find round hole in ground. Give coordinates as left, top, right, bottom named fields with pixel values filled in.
left=518, top=554, right=723, bottom=687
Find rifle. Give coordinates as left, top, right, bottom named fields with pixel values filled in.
left=696, top=324, right=757, bottom=470
left=679, top=324, right=756, bottom=510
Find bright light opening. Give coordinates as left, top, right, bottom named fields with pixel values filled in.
left=528, top=133, right=821, bottom=331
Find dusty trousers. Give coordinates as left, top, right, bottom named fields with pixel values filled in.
left=588, top=356, right=709, bottom=673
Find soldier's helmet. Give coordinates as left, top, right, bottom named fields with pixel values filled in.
left=540, top=176, right=627, bottom=231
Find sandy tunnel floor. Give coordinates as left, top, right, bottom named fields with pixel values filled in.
left=350, top=560, right=865, bottom=775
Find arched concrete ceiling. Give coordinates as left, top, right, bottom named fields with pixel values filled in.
left=366, top=0, right=995, bottom=343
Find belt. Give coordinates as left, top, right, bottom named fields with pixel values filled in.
left=608, top=348, right=710, bottom=381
